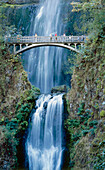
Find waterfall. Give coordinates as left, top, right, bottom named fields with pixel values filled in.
left=23, top=0, right=64, bottom=93
left=26, top=94, right=63, bottom=170
left=26, top=0, right=65, bottom=169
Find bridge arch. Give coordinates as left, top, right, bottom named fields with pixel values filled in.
left=14, top=43, right=81, bottom=55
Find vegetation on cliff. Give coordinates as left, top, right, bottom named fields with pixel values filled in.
left=0, top=5, right=40, bottom=169
left=0, top=44, right=40, bottom=169
left=66, top=0, right=105, bottom=169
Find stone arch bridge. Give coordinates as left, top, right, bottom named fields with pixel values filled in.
left=5, top=35, right=86, bottom=55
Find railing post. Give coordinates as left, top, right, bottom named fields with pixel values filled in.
left=20, top=44, right=22, bottom=50
left=75, top=43, right=77, bottom=49
left=13, top=44, right=16, bottom=53
left=81, top=43, right=84, bottom=47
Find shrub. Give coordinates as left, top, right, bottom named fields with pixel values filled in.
left=80, top=115, right=85, bottom=123
left=89, top=120, right=98, bottom=127
left=72, top=133, right=81, bottom=141
left=69, top=160, right=75, bottom=168
left=77, top=102, right=85, bottom=114
left=82, top=130, right=89, bottom=136
left=100, top=110, right=105, bottom=117
left=68, top=119, right=80, bottom=127
left=89, top=128, right=95, bottom=137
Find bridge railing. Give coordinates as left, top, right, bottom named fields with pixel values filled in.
left=5, top=35, right=86, bottom=44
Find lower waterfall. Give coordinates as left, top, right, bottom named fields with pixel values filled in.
left=26, top=94, right=64, bottom=170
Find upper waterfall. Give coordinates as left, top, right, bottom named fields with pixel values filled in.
left=23, top=0, right=64, bottom=93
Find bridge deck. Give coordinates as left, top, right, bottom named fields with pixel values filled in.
left=5, top=35, right=86, bottom=44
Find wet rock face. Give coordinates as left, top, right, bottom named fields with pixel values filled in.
left=1, top=0, right=39, bottom=4
left=43, top=102, right=48, bottom=110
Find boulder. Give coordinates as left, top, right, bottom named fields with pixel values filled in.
left=43, top=102, right=48, bottom=109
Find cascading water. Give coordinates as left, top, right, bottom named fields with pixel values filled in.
left=24, top=0, right=64, bottom=93
left=26, top=0, right=65, bottom=169
left=27, top=94, right=63, bottom=170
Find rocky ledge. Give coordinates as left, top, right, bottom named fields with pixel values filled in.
left=51, top=85, right=67, bottom=94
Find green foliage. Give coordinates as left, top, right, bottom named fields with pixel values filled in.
left=14, top=86, right=40, bottom=133
left=0, top=125, right=18, bottom=166
left=82, top=130, right=89, bottom=136
left=16, top=98, right=33, bottom=131
left=71, top=1, right=105, bottom=34
left=0, top=6, right=17, bottom=44
left=100, top=110, right=105, bottom=117
left=91, top=139, right=105, bottom=170
left=67, top=119, right=80, bottom=128
left=0, top=83, right=40, bottom=168
left=65, top=101, right=101, bottom=168
left=69, top=160, right=75, bottom=168
left=72, top=132, right=81, bottom=142
left=89, top=120, right=98, bottom=127
left=62, top=52, right=77, bottom=76
left=77, top=102, right=85, bottom=114
left=0, top=116, right=5, bottom=123
left=2, top=4, right=33, bottom=36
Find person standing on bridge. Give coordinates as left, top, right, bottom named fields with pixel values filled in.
left=81, top=35, right=84, bottom=41
left=17, top=34, right=20, bottom=43
left=35, top=33, right=37, bottom=42
left=50, top=33, right=52, bottom=41
left=63, top=33, right=66, bottom=42
left=55, top=33, right=57, bottom=41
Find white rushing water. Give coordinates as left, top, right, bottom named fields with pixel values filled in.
left=27, top=94, right=63, bottom=170
left=25, top=0, right=63, bottom=93
left=26, top=0, right=65, bottom=169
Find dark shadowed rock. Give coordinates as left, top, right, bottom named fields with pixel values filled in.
left=35, top=106, right=38, bottom=110
left=43, top=102, right=48, bottom=109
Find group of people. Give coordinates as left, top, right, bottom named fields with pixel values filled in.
left=35, top=33, right=66, bottom=37
left=34, top=33, right=85, bottom=42
left=34, top=32, right=66, bottom=41
left=49, top=33, right=66, bottom=40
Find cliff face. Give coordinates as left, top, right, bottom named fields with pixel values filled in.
left=0, top=46, right=40, bottom=169
left=68, top=55, right=105, bottom=116
left=66, top=33, right=105, bottom=169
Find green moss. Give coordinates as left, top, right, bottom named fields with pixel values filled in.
left=100, top=110, right=105, bottom=117
left=0, top=116, right=5, bottom=123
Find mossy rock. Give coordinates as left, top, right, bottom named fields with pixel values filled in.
left=51, top=85, right=67, bottom=93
